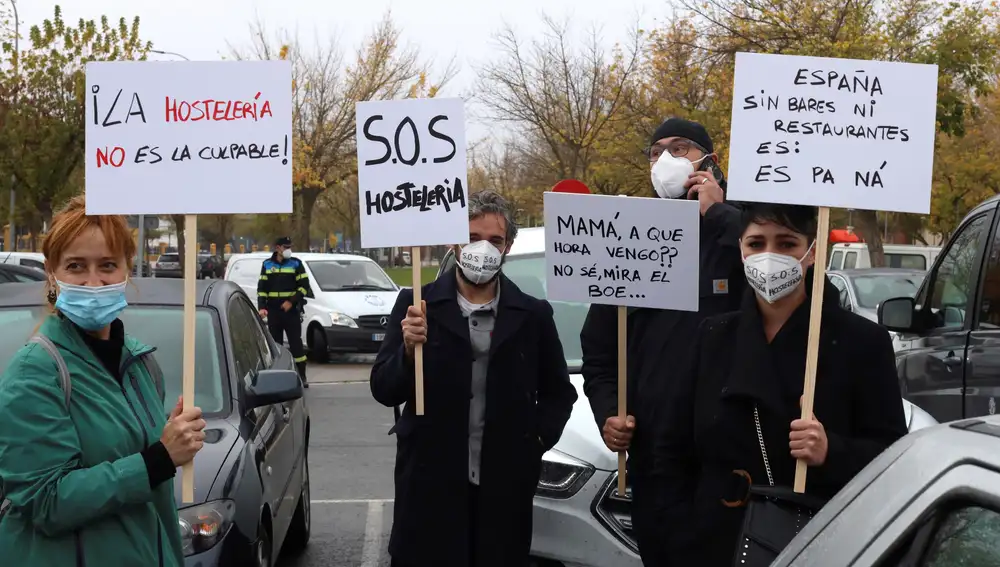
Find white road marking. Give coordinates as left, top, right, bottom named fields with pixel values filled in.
left=360, top=500, right=386, bottom=567
left=311, top=498, right=394, bottom=504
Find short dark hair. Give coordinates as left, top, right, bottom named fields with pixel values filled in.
left=468, top=190, right=518, bottom=243
left=740, top=203, right=818, bottom=240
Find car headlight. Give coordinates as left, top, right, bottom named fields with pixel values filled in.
left=535, top=448, right=594, bottom=499
left=178, top=499, right=236, bottom=556
left=330, top=311, right=358, bottom=328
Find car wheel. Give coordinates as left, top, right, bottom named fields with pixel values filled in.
left=283, top=457, right=311, bottom=553
left=254, top=523, right=273, bottom=567
left=308, top=325, right=329, bottom=363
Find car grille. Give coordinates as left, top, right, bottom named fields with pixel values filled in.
left=357, top=315, right=390, bottom=330
left=591, top=471, right=638, bottom=554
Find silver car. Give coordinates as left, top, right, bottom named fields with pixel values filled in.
left=776, top=415, right=1000, bottom=566
left=434, top=228, right=937, bottom=567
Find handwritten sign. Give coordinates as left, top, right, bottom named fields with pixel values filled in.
left=727, top=52, right=938, bottom=214
left=543, top=192, right=700, bottom=310
left=85, top=61, right=293, bottom=215
left=356, top=98, right=469, bottom=249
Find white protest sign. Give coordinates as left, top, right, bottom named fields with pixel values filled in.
left=543, top=192, right=700, bottom=310
left=85, top=61, right=293, bottom=215
left=356, top=98, right=469, bottom=249
left=727, top=52, right=938, bottom=214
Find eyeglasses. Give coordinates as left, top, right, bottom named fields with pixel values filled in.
left=645, top=139, right=707, bottom=162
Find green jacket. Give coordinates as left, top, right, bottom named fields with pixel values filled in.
left=0, top=315, right=183, bottom=567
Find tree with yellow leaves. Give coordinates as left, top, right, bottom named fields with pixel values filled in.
left=666, top=0, right=1000, bottom=265
left=232, top=13, right=454, bottom=247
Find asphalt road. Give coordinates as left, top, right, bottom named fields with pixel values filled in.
left=280, top=357, right=397, bottom=567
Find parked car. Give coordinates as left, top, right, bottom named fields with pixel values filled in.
left=879, top=194, right=1000, bottom=424
left=774, top=415, right=1000, bottom=566
left=828, top=242, right=941, bottom=271
left=430, top=227, right=937, bottom=567
left=224, top=252, right=400, bottom=360
left=828, top=268, right=925, bottom=350
left=154, top=253, right=182, bottom=278
left=0, top=279, right=311, bottom=567
left=0, top=251, right=45, bottom=271
left=0, top=263, right=45, bottom=283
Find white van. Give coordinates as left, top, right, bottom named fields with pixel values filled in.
left=0, top=252, right=45, bottom=271
left=828, top=243, right=941, bottom=271
left=224, top=252, right=400, bottom=360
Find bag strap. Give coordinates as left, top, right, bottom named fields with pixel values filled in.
left=2, top=336, right=72, bottom=520
left=140, top=353, right=165, bottom=405
left=753, top=405, right=775, bottom=487
left=29, top=335, right=71, bottom=408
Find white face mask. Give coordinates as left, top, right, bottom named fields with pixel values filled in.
left=742, top=243, right=814, bottom=304
left=281, top=248, right=292, bottom=259
left=458, top=240, right=503, bottom=285
left=651, top=154, right=707, bottom=199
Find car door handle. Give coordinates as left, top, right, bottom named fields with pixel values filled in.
left=942, top=354, right=963, bottom=369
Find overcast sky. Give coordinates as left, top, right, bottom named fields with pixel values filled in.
left=16, top=0, right=667, bottom=142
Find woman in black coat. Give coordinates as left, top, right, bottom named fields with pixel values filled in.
left=652, top=203, right=908, bottom=566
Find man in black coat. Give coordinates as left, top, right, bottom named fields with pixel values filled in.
left=371, top=190, right=578, bottom=567
left=579, top=118, right=746, bottom=565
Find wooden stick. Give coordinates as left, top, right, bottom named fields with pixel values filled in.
left=412, top=246, right=425, bottom=416
left=617, top=305, right=627, bottom=496
left=181, top=214, right=198, bottom=503
left=794, top=206, right=831, bottom=494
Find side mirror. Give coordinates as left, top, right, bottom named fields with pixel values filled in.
left=245, top=369, right=304, bottom=410
left=879, top=297, right=916, bottom=332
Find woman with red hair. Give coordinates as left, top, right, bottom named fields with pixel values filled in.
left=0, top=195, right=205, bottom=567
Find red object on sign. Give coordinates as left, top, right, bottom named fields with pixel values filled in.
left=830, top=229, right=862, bottom=243
left=551, top=179, right=592, bottom=194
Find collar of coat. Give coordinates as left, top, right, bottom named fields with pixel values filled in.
left=724, top=266, right=842, bottom=416
left=422, top=266, right=532, bottom=354
left=40, top=313, right=155, bottom=379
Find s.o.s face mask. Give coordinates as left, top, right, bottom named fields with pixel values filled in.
left=651, top=154, right=708, bottom=199
left=458, top=240, right=503, bottom=285
left=54, top=280, right=129, bottom=331
left=742, top=243, right=814, bottom=304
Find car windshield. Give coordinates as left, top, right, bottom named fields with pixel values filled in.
left=852, top=273, right=925, bottom=309
left=308, top=260, right=396, bottom=292
left=502, top=253, right=587, bottom=370
left=0, top=306, right=227, bottom=414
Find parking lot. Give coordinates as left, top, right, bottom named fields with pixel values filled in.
left=280, top=357, right=396, bottom=567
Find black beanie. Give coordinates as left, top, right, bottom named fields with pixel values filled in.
left=650, top=118, right=714, bottom=154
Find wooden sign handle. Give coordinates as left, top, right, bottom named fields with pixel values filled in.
left=411, top=246, right=425, bottom=416
left=181, top=214, right=198, bottom=503
left=794, top=206, right=831, bottom=494
left=617, top=305, right=627, bottom=496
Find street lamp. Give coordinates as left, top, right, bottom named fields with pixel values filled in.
left=134, top=48, right=191, bottom=275
left=150, top=49, right=191, bottom=61
left=6, top=0, right=17, bottom=252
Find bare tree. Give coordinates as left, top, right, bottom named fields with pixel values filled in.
left=232, top=14, right=455, bottom=247
left=476, top=15, right=644, bottom=192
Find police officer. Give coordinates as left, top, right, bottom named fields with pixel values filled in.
left=258, top=236, right=312, bottom=386
left=580, top=118, right=746, bottom=566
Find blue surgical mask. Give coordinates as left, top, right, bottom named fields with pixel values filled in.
left=54, top=280, right=129, bottom=331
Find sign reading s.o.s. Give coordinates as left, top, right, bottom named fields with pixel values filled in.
left=355, top=98, right=470, bottom=249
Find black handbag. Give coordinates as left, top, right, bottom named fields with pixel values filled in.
left=732, top=406, right=826, bottom=567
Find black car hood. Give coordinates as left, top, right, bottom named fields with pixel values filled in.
left=171, top=416, right=239, bottom=508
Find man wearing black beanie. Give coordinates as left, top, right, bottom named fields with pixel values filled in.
left=580, top=117, right=745, bottom=565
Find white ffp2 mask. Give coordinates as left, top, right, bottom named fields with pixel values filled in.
left=282, top=248, right=292, bottom=259
left=742, top=243, right=814, bottom=304
left=458, top=240, right=503, bottom=285
left=651, top=154, right=707, bottom=199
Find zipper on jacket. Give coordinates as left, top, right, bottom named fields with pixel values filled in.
left=128, top=371, right=157, bottom=428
